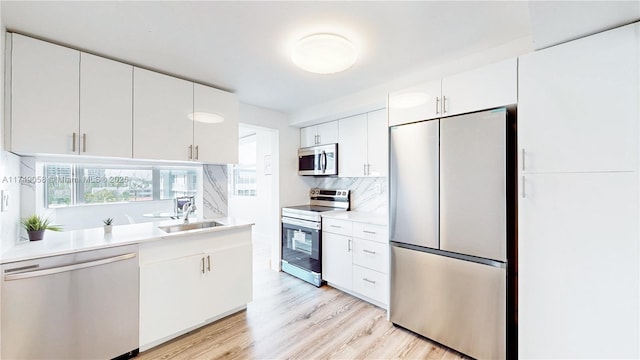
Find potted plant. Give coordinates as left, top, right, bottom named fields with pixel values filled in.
left=21, top=215, right=62, bottom=241
left=103, top=217, right=114, bottom=233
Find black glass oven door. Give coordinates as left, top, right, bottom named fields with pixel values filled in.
left=281, top=219, right=320, bottom=273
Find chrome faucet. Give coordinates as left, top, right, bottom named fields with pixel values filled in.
left=182, top=202, right=196, bottom=223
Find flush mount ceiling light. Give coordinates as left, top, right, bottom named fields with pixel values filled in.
left=291, top=33, right=358, bottom=74
left=188, top=112, right=224, bottom=124
left=389, top=92, right=430, bottom=109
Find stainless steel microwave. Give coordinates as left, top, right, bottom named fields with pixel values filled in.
left=298, top=143, right=338, bottom=176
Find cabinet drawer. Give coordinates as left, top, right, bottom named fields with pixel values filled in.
left=353, top=238, right=388, bottom=274
left=352, top=222, right=387, bottom=243
left=323, top=218, right=353, bottom=236
left=353, top=265, right=388, bottom=305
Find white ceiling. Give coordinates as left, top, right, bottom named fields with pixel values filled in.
left=1, top=1, right=638, bottom=115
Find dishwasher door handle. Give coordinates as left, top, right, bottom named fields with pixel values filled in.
left=4, top=253, right=137, bottom=281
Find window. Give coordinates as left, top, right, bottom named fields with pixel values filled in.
left=232, top=133, right=257, bottom=197
left=44, top=163, right=199, bottom=208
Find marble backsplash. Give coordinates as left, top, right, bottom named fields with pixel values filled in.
left=202, top=164, right=228, bottom=218
left=306, top=177, right=388, bottom=215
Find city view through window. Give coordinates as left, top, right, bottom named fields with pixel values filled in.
left=45, top=164, right=198, bottom=208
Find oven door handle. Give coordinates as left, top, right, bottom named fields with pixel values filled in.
left=282, top=217, right=321, bottom=231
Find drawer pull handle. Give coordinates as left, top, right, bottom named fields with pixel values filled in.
left=362, top=230, right=377, bottom=235
left=363, top=249, right=377, bottom=255
left=363, top=278, right=376, bottom=284
left=330, top=225, right=341, bottom=228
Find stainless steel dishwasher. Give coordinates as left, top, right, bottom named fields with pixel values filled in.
left=1, top=244, right=139, bottom=360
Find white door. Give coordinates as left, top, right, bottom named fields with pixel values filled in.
left=202, top=243, right=252, bottom=319
left=322, top=232, right=353, bottom=290
left=133, top=68, right=193, bottom=161
left=388, top=79, right=441, bottom=126
left=80, top=53, right=132, bottom=158
left=441, top=58, right=517, bottom=117
left=338, top=114, right=367, bottom=177
left=316, top=121, right=338, bottom=145
left=193, top=83, right=239, bottom=164
left=300, top=126, right=318, bottom=147
left=139, top=254, right=205, bottom=347
left=518, top=172, right=639, bottom=359
left=11, top=34, right=79, bottom=155
left=519, top=23, right=639, bottom=173
left=366, top=109, right=388, bottom=177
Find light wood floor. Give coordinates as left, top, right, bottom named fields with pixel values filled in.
left=137, top=239, right=469, bottom=360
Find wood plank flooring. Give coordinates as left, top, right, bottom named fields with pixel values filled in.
left=137, top=238, right=469, bottom=360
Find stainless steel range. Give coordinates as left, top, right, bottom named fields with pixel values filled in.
left=281, top=188, right=350, bottom=287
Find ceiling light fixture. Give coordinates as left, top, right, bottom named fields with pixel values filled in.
left=188, top=112, right=224, bottom=124
left=291, top=33, right=358, bottom=74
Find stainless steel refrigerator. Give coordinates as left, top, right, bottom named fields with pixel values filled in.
left=389, top=108, right=516, bottom=360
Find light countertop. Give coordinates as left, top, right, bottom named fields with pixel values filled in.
left=0, top=217, right=253, bottom=264
left=321, top=211, right=388, bottom=226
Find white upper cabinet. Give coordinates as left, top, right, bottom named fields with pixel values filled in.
left=388, top=79, right=441, bottom=126
left=366, top=109, right=388, bottom=177
left=519, top=23, right=639, bottom=173
left=133, top=68, right=194, bottom=161
left=338, top=114, right=368, bottom=177
left=338, top=109, right=388, bottom=177
left=300, top=120, right=338, bottom=147
left=10, top=34, right=80, bottom=155
left=388, top=58, right=517, bottom=127
left=193, top=84, right=239, bottom=164
left=441, top=58, right=517, bottom=117
left=80, top=53, right=133, bottom=158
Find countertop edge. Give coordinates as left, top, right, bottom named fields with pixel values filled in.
left=0, top=218, right=254, bottom=265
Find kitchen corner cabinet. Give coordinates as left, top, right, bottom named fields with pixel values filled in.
left=9, top=33, right=80, bottom=155
left=300, top=121, right=338, bottom=147
left=388, top=58, right=516, bottom=126
left=338, top=109, right=388, bottom=177
left=322, top=217, right=389, bottom=307
left=80, top=53, right=133, bottom=158
left=139, top=227, right=252, bottom=351
left=193, top=83, right=239, bottom=164
left=519, top=23, right=639, bottom=173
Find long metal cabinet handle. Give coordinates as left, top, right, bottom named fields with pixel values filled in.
left=207, top=255, right=211, bottom=272
left=188, top=145, right=193, bottom=160
left=4, top=253, right=137, bottom=281
left=363, top=278, right=376, bottom=284
left=201, top=257, right=205, bottom=274
left=348, top=239, right=352, bottom=252
left=442, top=96, right=447, bottom=113
left=435, top=97, right=440, bottom=115
left=364, top=164, right=367, bottom=176
left=363, top=249, right=377, bottom=255
left=521, top=148, right=526, bottom=171
left=362, top=230, right=377, bottom=235
left=72, top=132, right=77, bottom=152
left=82, top=133, right=87, bottom=153
left=522, top=176, right=526, bottom=198
left=195, top=145, right=199, bottom=160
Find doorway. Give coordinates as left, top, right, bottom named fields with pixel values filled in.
left=228, top=124, right=279, bottom=271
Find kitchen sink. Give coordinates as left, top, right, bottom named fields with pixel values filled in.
left=159, top=220, right=223, bottom=234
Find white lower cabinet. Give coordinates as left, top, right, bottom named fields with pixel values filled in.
left=322, top=217, right=388, bottom=307
left=139, top=228, right=252, bottom=351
